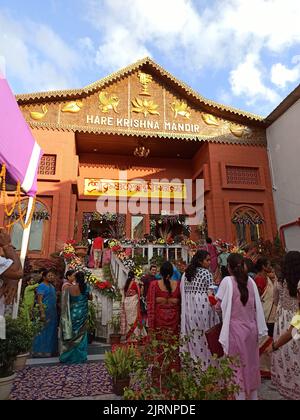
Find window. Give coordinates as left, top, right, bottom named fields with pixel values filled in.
left=226, top=166, right=260, bottom=185
left=10, top=201, right=49, bottom=252
left=131, top=216, right=144, bottom=240
left=38, top=155, right=56, bottom=175
left=232, top=207, right=263, bottom=244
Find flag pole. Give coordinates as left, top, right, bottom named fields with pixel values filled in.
left=12, top=196, right=34, bottom=319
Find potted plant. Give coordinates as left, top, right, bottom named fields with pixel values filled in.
left=75, top=240, right=89, bottom=256
left=104, top=346, right=136, bottom=396
left=87, top=301, right=96, bottom=344
left=12, top=306, right=43, bottom=372
left=0, top=317, right=19, bottom=400
left=108, top=314, right=121, bottom=345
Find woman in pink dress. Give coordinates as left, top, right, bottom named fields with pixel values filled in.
left=216, top=253, right=268, bottom=400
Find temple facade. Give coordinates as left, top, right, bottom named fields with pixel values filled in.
left=0, top=58, right=277, bottom=259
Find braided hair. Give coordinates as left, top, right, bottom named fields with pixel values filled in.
left=160, top=262, right=174, bottom=295
left=185, top=250, right=210, bottom=283
left=124, top=271, right=135, bottom=294
left=228, top=253, right=249, bottom=306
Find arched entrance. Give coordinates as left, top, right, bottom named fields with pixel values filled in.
left=150, top=215, right=191, bottom=242
left=82, top=212, right=126, bottom=242
left=232, top=207, right=264, bottom=244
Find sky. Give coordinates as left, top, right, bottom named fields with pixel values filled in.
left=1, top=0, right=300, bottom=117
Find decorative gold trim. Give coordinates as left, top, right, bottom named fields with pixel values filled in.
left=26, top=119, right=266, bottom=146
left=16, top=57, right=264, bottom=122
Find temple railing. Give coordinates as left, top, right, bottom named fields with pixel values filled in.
left=110, top=244, right=191, bottom=291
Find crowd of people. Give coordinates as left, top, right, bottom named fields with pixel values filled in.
left=120, top=241, right=300, bottom=401
left=1, top=227, right=299, bottom=400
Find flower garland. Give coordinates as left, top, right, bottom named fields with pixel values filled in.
left=61, top=241, right=119, bottom=300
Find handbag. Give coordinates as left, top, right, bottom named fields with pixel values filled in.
left=205, top=323, right=224, bottom=358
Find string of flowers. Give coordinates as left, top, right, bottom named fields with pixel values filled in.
left=61, top=241, right=119, bottom=300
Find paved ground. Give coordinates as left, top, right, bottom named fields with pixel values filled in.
left=18, top=343, right=285, bottom=401
left=259, top=379, right=285, bottom=400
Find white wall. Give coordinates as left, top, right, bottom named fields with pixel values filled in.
left=267, top=99, right=300, bottom=251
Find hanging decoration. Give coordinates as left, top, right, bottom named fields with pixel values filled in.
left=82, top=212, right=125, bottom=241
left=232, top=213, right=264, bottom=225
left=0, top=164, right=36, bottom=229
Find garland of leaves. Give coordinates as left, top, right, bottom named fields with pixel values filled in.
left=61, top=241, right=120, bottom=300
left=10, top=210, right=50, bottom=222
left=82, top=212, right=126, bottom=241
left=232, top=214, right=264, bottom=225
left=150, top=215, right=191, bottom=237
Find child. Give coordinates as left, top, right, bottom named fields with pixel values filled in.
left=218, top=243, right=230, bottom=279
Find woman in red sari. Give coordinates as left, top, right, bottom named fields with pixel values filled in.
left=147, top=262, right=181, bottom=338
left=120, top=271, right=146, bottom=342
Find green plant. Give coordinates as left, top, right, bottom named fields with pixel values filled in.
left=105, top=346, right=136, bottom=380
left=123, top=331, right=240, bottom=400
left=109, top=314, right=121, bottom=334
left=76, top=239, right=89, bottom=247
left=0, top=310, right=43, bottom=378
left=87, top=301, right=96, bottom=334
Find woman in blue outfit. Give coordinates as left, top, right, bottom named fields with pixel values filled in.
left=59, top=271, right=92, bottom=364
left=33, top=269, right=58, bottom=357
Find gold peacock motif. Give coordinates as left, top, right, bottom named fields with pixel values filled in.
left=99, top=92, right=120, bottom=113
left=171, top=100, right=191, bottom=119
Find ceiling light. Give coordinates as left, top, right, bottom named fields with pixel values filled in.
left=134, top=144, right=150, bottom=158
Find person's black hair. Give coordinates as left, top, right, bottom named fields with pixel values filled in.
left=281, top=251, right=300, bottom=298
left=65, top=270, right=75, bottom=280
left=124, top=271, right=135, bottom=294
left=75, top=271, right=87, bottom=294
left=228, top=253, right=249, bottom=306
left=206, top=237, right=212, bottom=244
left=244, top=258, right=256, bottom=275
left=255, top=257, right=270, bottom=273
left=160, top=262, right=174, bottom=295
left=185, top=250, right=210, bottom=283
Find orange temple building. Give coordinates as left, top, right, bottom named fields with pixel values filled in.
left=0, top=58, right=277, bottom=259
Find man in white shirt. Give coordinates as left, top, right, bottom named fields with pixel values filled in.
left=0, top=229, right=23, bottom=316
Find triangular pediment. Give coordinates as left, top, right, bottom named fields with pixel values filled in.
left=17, top=57, right=266, bottom=145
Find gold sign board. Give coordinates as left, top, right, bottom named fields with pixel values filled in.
left=84, top=179, right=186, bottom=199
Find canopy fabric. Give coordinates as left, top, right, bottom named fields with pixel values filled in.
left=0, top=71, right=43, bottom=197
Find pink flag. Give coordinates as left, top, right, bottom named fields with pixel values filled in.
left=0, top=71, right=43, bottom=197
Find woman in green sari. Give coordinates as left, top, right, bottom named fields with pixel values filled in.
left=60, top=271, right=92, bottom=364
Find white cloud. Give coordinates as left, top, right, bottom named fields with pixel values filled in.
left=84, top=0, right=300, bottom=109
left=230, top=54, right=280, bottom=105
left=0, top=11, right=80, bottom=92
left=271, top=62, right=300, bottom=89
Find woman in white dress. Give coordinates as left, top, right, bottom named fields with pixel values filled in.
left=181, top=250, right=219, bottom=368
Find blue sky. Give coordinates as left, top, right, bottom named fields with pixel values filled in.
left=1, top=0, right=300, bottom=117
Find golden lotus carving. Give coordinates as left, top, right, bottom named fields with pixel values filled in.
left=230, top=124, right=252, bottom=138
left=201, top=113, right=219, bottom=126
left=138, top=72, right=153, bottom=96
left=132, top=97, right=160, bottom=117
left=99, top=92, right=119, bottom=113
left=30, top=105, right=48, bottom=121
left=61, top=100, right=83, bottom=113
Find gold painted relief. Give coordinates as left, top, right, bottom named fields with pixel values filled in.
left=171, top=100, right=191, bottom=119
left=30, top=105, right=48, bottom=121
left=132, top=98, right=160, bottom=117
left=201, top=113, right=219, bottom=126
left=61, top=100, right=84, bottom=113
left=99, top=92, right=120, bottom=113
left=138, top=72, right=153, bottom=96
left=229, top=124, right=252, bottom=138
